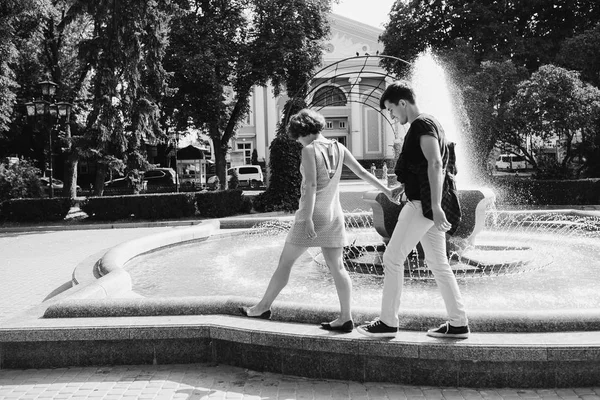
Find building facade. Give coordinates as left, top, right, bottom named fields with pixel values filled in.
left=233, top=14, right=401, bottom=170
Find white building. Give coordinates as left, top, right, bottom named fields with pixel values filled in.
left=231, top=13, right=400, bottom=170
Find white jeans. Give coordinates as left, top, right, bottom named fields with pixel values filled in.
left=380, top=200, right=468, bottom=327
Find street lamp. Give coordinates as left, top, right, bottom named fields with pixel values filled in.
left=24, top=80, right=72, bottom=198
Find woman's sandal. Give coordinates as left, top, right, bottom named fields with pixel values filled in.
left=239, top=306, right=272, bottom=320
left=320, top=320, right=354, bottom=333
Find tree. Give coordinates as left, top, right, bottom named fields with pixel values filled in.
left=0, top=0, right=49, bottom=134
left=507, top=65, right=600, bottom=175
left=251, top=148, right=259, bottom=165
left=460, top=60, right=529, bottom=172
left=556, top=23, right=600, bottom=88
left=253, top=99, right=305, bottom=212
left=380, top=0, right=600, bottom=75
left=163, top=0, right=332, bottom=189
left=65, top=0, right=173, bottom=195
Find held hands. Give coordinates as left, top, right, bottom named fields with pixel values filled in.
left=387, top=185, right=404, bottom=204
left=305, top=220, right=317, bottom=240
left=432, top=205, right=451, bottom=232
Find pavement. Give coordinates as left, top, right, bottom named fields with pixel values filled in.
left=1, top=182, right=599, bottom=399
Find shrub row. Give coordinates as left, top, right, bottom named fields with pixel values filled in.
left=488, top=177, right=600, bottom=205
left=195, top=189, right=252, bottom=218
left=81, top=192, right=197, bottom=220
left=0, top=198, right=72, bottom=222
left=81, top=189, right=251, bottom=221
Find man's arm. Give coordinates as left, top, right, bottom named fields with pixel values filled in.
left=420, top=135, right=451, bottom=232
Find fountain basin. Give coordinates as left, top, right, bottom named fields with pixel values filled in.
left=1, top=215, right=599, bottom=388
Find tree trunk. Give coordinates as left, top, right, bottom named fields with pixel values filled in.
left=210, top=124, right=229, bottom=190
left=94, top=165, right=107, bottom=196
left=61, top=123, right=79, bottom=199
left=63, top=154, right=78, bottom=198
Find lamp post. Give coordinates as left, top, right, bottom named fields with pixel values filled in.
left=24, top=80, right=72, bottom=198
left=173, top=131, right=180, bottom=193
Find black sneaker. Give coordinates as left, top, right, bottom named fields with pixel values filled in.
left=426, top=322, right=470, bottom=339
left=356, top=319, right=398, bottom=338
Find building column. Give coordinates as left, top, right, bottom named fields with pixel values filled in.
left=254, top=86, right=267, bottom=161
left=265, top=83, right=278, bottom=153
left=384, top=77, right=405, bottom=160
left=349, top=77, right=362, bottom=157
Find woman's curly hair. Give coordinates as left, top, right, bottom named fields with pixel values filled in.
left=287, top=108, right=325, bottom=140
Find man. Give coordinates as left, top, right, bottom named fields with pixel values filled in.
left=357, top=80, right=469, bottom=339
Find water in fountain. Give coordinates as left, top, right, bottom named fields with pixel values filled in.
left=124, top=211, right=600, bottom=311
left=410, top=48, right=477, bottom=187
left=123, top=51, right=600, bottom=313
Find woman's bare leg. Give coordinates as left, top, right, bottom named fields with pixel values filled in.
left=247, top=242, right=307, bottom=316
left=321, top=247, right=353, bottom=324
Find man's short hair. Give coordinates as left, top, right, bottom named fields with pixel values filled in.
left=379, top=80, right=416, bottom=109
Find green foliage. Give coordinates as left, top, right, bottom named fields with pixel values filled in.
left=455, top=59, right=530, bottom=172
left=0, top=197, right=72, bottom=222
left=195, top=189, right=249, bottom=218
left=556, top=23, right=600, bottom=88
left=253, top=135, right=303, bottom=213
left=229, top=169, right=239, bottom=189
left=579, top=118, right=600, bottom=178
left=0, top=159, right=43, bottom=202
left=508, top=65, right=600, bottom=172
left=253, top=98, right=306, bottom=212
left=381, top=0, right=600, bottom=76
left=0, top=0, right=48, bottom=134
left=532, top=159, right=574, bottom=180
left=163, top=0, right=332, bottom=188
left=81, top=193, right=196, bottom=220
left=490, top=177, right=600, bottom=206
left=67, top=0, right=173, bottom=193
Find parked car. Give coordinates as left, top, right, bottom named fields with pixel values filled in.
left=40, top=177, right=82, bottom=195
left=495, top=154, right=529, bottom=171
left=143, top=168, right=176, bottom=187
left=207, top=165, right=264, bottom=188
left=104, top=168, right=176, bottom=189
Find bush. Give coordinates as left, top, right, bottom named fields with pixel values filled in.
left=0, top=159, right=43, bottom=202
left=489, top=177, right=600, bottom=205
left=81, top=192, right=197, bottom=220
left=0, top=198, right=72, bottom=222
left=195, top=189, right=249, bottom=218
left=229, top=169, right=240, bottom=189
left=253, top=135, right=302, bottom=212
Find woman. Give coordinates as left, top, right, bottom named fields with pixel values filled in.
left=240, top=108, right=394, bottom=332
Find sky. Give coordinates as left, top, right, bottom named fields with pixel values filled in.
left=331, top=0, right=397, bottom=29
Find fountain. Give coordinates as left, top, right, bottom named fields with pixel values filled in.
left=1, top=53, right=600, bottom=388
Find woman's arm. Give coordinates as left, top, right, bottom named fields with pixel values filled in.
left=341, top=146, right=394, bottom=198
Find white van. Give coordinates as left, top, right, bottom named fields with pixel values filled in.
left=207, top=165, right=264, bottom=188
left=228, top=165, right=264, bottom=187
left=495, top=154, right=528, bottom=171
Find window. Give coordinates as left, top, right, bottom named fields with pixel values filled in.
left=239, top=166, right=259, bottom=174
left=236, top=142, right=253, bottom=164
left=144, top=170, right=164, bottom=179
left=339, top=121, right=346, bottom=129
left=326, top=121, right=333, bottom=129
left=313, top=86, right=347, bottom=107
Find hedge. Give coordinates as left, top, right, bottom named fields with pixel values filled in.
left=0, top=198, right=72, bottom=222
left=488, top=177, right=600, bottom=205
left=81, top=192, right=197, bottom=220
left=195, top=189, right=252, bottom=218
left=80, top=190, right=252, bottom=221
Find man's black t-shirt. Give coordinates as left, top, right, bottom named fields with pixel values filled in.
left=395, top=114, right=446, bottom=201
